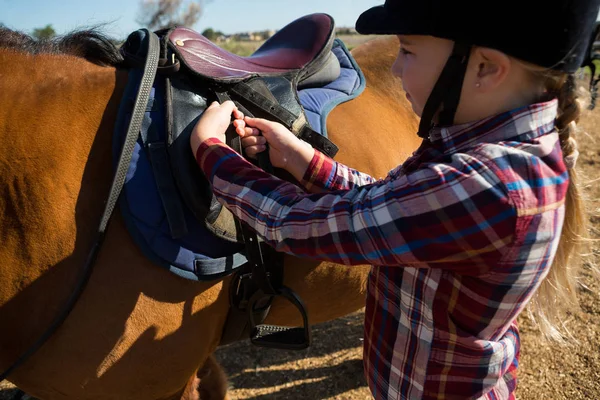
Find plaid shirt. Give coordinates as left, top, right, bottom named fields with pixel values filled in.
left=196, top=100, right=567, bottom=399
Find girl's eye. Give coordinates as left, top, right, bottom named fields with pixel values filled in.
left=399, top=47, right=412, bottom=55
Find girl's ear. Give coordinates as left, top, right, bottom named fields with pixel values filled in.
left=472, top=47, right=511, bottom=91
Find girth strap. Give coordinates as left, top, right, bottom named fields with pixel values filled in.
left=0, top=30, right=161, bottom=382
left=215, top=90, right=311, bottom=350
left=225, top=81, right=339, bottom=158
left=297, top=124, right=338, bottom=158
left=230, top=82, right=297, bottom=129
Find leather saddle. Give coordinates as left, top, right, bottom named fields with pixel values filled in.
left=122, top=13, right=340, bottom=243
left=118, top=13, right=346, bottom=349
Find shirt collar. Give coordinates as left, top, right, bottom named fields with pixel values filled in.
left=428, top=99, right=558, bottom=153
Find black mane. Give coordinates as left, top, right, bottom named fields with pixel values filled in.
left=0, top=27, right=124, bottom=67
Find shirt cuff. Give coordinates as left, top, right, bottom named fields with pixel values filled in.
left=195, top=137, right=237, bottom=182
left=300, top=149, right=337, bottom=192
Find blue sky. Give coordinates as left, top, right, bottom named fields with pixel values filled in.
left=1, top=0, right=382, bottom=39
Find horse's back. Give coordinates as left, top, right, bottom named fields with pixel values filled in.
left=0, top=36, right=421, bottom=400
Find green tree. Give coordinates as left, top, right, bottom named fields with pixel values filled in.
left=202, top=27, right=216, bottom=40
left=32, top=24, right=56, bottom=40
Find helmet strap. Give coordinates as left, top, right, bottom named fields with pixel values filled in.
left=417, top=42, right=472, bottom=138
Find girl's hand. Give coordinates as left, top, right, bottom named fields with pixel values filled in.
left=190, top=101, right=243, bottom=155
left=235, top=116, right=314, bottom=180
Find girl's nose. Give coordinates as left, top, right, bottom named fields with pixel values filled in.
left=391, top=54, right=403, bottom=77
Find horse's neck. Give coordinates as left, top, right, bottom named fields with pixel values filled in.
left=327, top=37, right=421, bottom=178
left=351, top=36, right=405, bottom=101
left=0, top=50, right=125, bottom=283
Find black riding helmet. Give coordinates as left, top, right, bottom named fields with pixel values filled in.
left=356, top=0, right=600, bottom=137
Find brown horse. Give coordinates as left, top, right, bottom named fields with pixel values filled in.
left=0, top=30, right=420, bottom=399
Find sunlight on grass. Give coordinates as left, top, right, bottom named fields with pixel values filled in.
left=215, top=34, right=382, bottom=56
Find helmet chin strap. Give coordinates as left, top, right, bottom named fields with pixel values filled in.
left=417, top=42, right=472, bottom=139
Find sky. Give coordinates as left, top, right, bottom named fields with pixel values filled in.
left=1, top=0, right=382, bottom=39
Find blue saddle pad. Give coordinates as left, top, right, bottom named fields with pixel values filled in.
left=300, top=40, right=365, bottom=137
left=113, top=38, right=365, bottom=281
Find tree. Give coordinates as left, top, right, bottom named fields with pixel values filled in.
left=202, top=27, right=216, bottom=40
left=201, top=28, right=224, bottom=41
left=32, top=24, right=56, bottom=40
left=137, top=0, right=206, bottom=31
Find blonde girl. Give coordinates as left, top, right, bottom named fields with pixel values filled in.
left=190, top=0, right=600, bottom=398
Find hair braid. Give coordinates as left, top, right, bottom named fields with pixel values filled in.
left=526, top=72, right=590, bottom=342
left=555, top=75, right=580, bottom=168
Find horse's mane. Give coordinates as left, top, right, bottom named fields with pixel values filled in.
left=0, top=27, right=124, bottom=67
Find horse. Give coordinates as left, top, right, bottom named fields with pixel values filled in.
left=0, top=28, right=421, bottom=400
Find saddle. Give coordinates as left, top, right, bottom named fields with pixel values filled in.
left=116, top=14, right=365, bottom=349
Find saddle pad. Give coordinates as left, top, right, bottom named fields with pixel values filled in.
left=300, top=39, right=365, bottom=137
left=113, top=38, right=365, bottom=281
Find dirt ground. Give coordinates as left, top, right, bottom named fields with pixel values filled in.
left=1, top=85, right=599, bottom=400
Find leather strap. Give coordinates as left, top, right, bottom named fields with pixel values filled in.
left=417, top=42, right=472, bottom=138
left=0, top=30, right=160, bottom=382
left=213, top=88, right=310, bottom=349
left=228, top=82, right=339, bottom=158
left=230, top=82, right=298, bottom=127
left=297, top=124, right=338, bottom=158
left=214, top=90, right=278, bottom=335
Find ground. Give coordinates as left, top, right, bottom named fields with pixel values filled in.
left=1, top=43, right=599, bottom=400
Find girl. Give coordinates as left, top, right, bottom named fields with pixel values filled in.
left=190, top=0, right=599, bottom=398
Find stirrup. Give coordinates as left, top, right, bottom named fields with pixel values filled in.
left=248, top=286, right=311, bottom=350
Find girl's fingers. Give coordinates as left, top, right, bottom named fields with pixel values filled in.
left=232, top=109, right=244, bottom=120
left=233, top=121, right=258, bottom=138
left=237, top=126, right=261, bottom=138
left=241, top=135, right=266, bottom=147
left=247, top=127, right=261, bottom=136
left=218, top=100, right=237, bottom=114
left=235, top=125, right=244, bottom=136
left=233, top=119, right=245, bottom=130
left=244, top=145, right=267, bottom=158
left=244, top=116, right=276, bottom=132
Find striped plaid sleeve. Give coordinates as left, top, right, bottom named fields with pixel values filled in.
left=300, top=149, right=377, bottom=193
left=196, top=138, right=516, bottom=270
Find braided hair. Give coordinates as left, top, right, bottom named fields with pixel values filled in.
left=525, top=70, right=590, bottom=342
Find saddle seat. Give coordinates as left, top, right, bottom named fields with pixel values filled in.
left=169, top=13, right=336, bottom=81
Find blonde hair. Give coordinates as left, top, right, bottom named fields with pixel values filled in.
left=524, top=69, right=595, bottom=342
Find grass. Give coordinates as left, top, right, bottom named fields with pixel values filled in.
left=218, top=40, right=264, bottom=57
left=215, top=34, right=382, bottom=56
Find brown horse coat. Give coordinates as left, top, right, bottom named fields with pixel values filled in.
left=0, top=36, right=420, bottom=399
